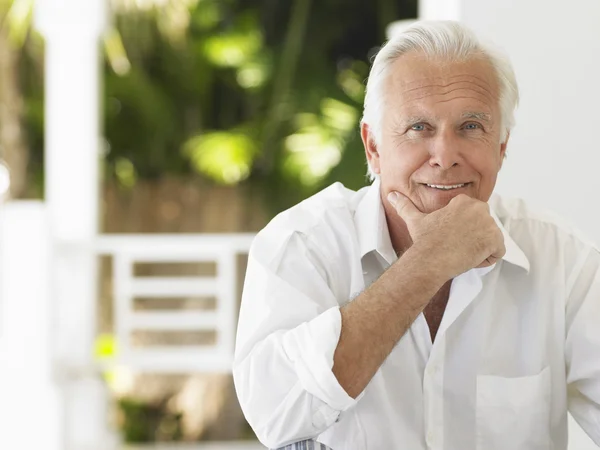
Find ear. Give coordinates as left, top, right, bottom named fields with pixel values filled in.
left=499, top=131, right=510, bottom=169
left=361, top=122, right=381, bottom=175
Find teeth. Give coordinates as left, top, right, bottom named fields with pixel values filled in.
left=426, top=183, right=466, bottom=190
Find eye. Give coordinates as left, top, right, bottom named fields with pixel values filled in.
left=464, top=122, right=482, bottom=130
left=411, top=123, right=426, bottom=131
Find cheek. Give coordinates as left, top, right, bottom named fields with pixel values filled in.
left=466, top=140, right=503, bottom=170
left=472, top=155, right=502, bottom=188
left=379, top=142, right=427, bottom=178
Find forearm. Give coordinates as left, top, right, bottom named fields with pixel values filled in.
left=234, top=308, right=356, bottom=448
left=332, top=245, right=447, bottom=398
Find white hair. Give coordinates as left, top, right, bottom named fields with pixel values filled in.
left=362, top=20, right=519, bottom=180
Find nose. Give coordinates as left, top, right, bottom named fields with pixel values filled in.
left=428, top=130, right=462, bottom=169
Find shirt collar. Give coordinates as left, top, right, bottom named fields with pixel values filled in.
left=353, top=180, right=530, bottom=273
left=354, top=178, right=397, bottom=265
left=489, top=208, right=530, bottom=272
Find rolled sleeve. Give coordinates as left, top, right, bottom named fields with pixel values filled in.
left=282, top=306, right=359, bottom=422
left=233, top=229, right=358, bottom=448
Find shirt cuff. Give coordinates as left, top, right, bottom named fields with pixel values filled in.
left=281, top=306, right=360, bottom=414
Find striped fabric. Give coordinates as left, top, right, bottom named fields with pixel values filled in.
left=274, top=439, right=333, bottom=450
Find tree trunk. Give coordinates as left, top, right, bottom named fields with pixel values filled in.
left=0, top=24, right=28, bottom=199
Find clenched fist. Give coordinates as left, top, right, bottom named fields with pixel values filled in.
left=388, top=192, right=506, bottom=280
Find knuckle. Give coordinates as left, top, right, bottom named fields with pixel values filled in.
left=476, top=200, right=490, bottom=212
left=487, top=215, right=499, bottom=230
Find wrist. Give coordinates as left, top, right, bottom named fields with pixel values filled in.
left=401, top=242, right=452, bottom=285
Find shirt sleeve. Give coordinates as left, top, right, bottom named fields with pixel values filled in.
left=232, top=228, right=359, bottom=448
left=565, top=246, right=600, bottom=445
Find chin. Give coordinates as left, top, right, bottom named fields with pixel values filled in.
left=420, top=201, right=450, bottom=214
left=420, top=189, right=475, bottom=212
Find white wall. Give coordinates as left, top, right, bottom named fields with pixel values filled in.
left=459, top=0, right=600, bottom=247
left=415, top=1, right=600, bottom=448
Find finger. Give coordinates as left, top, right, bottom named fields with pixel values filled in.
left=475, top=236, right=505, bottom=269
left=387, top=191, right=424, bottom=224
left=489, top=237, right=506, bottom=261
left=476, top=255, right=499, bottom=268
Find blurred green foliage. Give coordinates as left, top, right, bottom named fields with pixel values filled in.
left=20, top=0, right=417, bottom=214
left=118, top=397, right=183, bottom=442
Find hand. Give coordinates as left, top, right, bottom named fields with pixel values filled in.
left=388, top=192, right=506, bottom=280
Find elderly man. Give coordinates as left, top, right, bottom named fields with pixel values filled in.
left=233, top=20, right=600, bottom=450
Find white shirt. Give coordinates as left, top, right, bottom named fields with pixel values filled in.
left=233, top=180, right=600, bottom=450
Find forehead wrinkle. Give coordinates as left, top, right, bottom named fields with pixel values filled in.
left=426, top=95, right=495, bottom=106
left=443, top=73, right=498, bottom=85
left=405, top=86, right=496, bottom=105
left=401, top=82, right=496, bottom=102
left=399, top=91, right=496, bottom=108
left=397, top=73, right=496, bottom=92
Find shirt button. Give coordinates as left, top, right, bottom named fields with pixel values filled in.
left=426, top=365, right=438, bottom=376
left=427, top=430, right=435, bottom=445
left=428, top=430, right=440, bottom=448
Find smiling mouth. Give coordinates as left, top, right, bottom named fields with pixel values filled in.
left=423, top=182, right=471, bottom=190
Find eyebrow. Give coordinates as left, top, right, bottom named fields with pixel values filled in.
left=398, top=111, right=493, bottom=130
left=462, top=111, right=492, bottom=122
left=400, top=116, right=432, bottom=128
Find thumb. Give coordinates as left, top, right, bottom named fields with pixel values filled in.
left=387, top=191, right=424, bottom=224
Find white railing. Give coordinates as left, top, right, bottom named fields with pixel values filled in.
left=96, top=234, right=255, bottom=373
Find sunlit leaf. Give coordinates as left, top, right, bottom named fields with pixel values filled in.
left=203, top=29, right=263, bottom=68
left=183, top=130, right=258, bottom=184
left=281, top=97, right=359, bottom=187
left=193, top=0, right=220, bottom=30
left=321, top=98, right=358, bottom=133
left=4, top=0, right=34, bottom=48
left=283, top=122, right=342, bottom=187
left=104, top=28, right=132, bottom=76
left=293, top=113, right=320, bottom=129
left=283, top=137, right=342, bottom=187
left=236, top=58, right=270, bottom=89
left=115, top=157, right=138, bottom=188
left=202, top=13, right=264, bottom=68
left=156, top=0, right=192, bottom=42
left=336, top=60, right=368, bottom=103
left=110, top=0, right=199, bottom=13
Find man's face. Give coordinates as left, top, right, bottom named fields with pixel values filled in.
left=363, top=52, right=508, bottom=214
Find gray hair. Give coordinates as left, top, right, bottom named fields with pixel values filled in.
left=362, top=20, right=519, bottom=180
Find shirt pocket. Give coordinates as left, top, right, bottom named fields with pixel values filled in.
left=476, top=366, right=551, bottom=450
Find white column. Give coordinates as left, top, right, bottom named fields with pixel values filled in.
left=0, top=203, right=61, bottom=450
left=34, top=1, right=114, bottom=449
left=391, top=2, right=600, bottom=449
